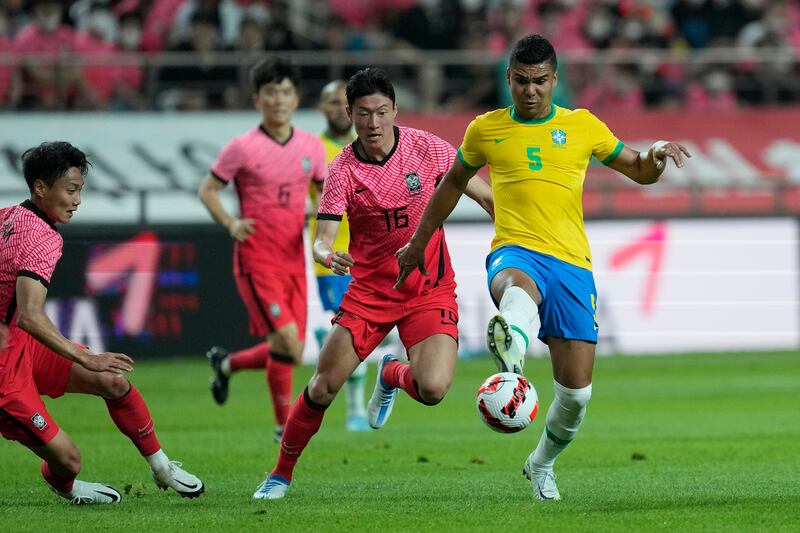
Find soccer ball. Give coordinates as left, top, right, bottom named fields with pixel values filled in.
left=476, top=372, right=538, bottom=433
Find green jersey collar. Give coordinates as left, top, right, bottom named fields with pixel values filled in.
left=510, top=104, right=557, bottom=124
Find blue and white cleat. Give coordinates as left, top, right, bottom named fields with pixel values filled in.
left=253, top=474, right=290, bottom=500
left=367, top=355, right=398, bottom=429
left=522, top=453, right=561, bottom=501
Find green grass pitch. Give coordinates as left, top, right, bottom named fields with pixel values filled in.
left=1, top=351, right=798, bottom=532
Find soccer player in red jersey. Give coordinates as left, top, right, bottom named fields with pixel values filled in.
left=198, top=56, right=327, bottom=442
left=0, top=142, right=204, bottom=505
left=253, top=68, right=494, bottom=500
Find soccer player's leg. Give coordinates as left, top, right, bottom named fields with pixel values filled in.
left=205, top=343, right=270, bottom=405
left=264, top=273, right=308, bottom=442
left=319, top=273, right=369, bottom=432
left=524, top=260, right=597, bottom=501
left=0, top=335, right=122, bottom=505
left=380, top=305, right=459, bottom=408
left=256, top=324, right=364, bottom=500
left=60, top=355, right=204, bottom=498
left=486, top=246, right=544, bottom=375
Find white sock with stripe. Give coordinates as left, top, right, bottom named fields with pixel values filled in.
left=530, top=380, right=592, bottom=472
left=499, top=286, right=538, bottom=359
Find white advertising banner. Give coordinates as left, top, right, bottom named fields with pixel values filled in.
left=304, top=218, right=799, bottom=359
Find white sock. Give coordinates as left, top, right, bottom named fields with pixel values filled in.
left=345, top=361, right=367, bottom=417
left=499, top=286, right=538, bottom=358
left=220, top=357, right=231, bottom=376
left=146, top=449, right=169, bottom=471
left=530, top=380, right=592, bottom=472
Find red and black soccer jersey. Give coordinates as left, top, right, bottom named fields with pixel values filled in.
left=211, top=126, right=327, bottom=276
left=319, top=126, right=458, bottom=311
left=0, top=201, right=62, bottom=327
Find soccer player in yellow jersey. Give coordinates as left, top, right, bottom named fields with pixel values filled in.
left=396, top=34, right=690, bottom=501
left=309, top=80, right=369, bottom=432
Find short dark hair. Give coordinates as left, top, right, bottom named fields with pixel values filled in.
left=22, top=142, right=90, bottom=192
left=249, top=56, right=297, bottom=93
left=345, top=67, right=395, bottom=107
left=509, top=34, right=557, bottom=71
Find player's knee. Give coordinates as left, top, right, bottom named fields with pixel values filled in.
left=97, top=374, right=131, bottom=400
left=417, top=379, right=451, bottom=406
left=307, top=374, right=339, bottom=406
left=270, top=331, right=302, bottom=361
left=554, top=381, right=592, bottom=411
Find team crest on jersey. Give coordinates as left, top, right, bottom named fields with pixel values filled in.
left=302, top=157, right=312, bottom=174
left=270, top=303, right=281, bottom=318
left=551, top=129, right=567, bottom=145
left=404, top=172, right=421, bottom=194
left=31, top=413, right=47, bottom=431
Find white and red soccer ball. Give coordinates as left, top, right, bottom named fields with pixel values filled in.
left=476, top=372, right=538, bottom=433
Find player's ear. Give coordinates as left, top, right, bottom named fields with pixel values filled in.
left=32, top=179, right=48, bottom=199
left=251, top=91, right=260, bottom=111
left=506, top=67, right=511, bottom=86
left=346, top=105, right=352, bottom=120
left=552, top=69, right=558, bottom=89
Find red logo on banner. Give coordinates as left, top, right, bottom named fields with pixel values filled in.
left=609, top=222, right=667, bottom=314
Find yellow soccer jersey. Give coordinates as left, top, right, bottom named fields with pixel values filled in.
left=458, top=105, right=623, bottom=270
left=310, top=131, right=355, bottom=276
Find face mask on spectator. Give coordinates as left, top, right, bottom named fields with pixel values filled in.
left=88, top=10, right=117, bottom=42
left=120, top=27, right=142, bottom=49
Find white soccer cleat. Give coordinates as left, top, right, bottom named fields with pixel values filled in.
left=152, top=460, right=205, bottom=498
left=253, top=474, right=290, bottom=500
left=522, top=454, right=561, bottom=501
left=487, top=315, right=525, bottom=375
left=367, top=354, right=398, bottom=429
left=53, top=480, right=122, bottom=505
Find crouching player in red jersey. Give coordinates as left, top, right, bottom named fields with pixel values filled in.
left=253, top=68, right=494, bottom=500
left=0, top=142, right=204, bottom=504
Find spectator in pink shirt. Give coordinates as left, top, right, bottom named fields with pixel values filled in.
left=72, top=6, right=143, bottom=109
left=12, top=0, right=77, bottom=109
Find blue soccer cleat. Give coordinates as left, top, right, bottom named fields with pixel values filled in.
left=367, top=354, right=398, bottom=429
left=253, top=474, right=290, bottom=500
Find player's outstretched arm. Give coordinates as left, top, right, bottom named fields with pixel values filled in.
left=14, top=277, right=134, bottom=374
left=608, top=141, right=691, bottom=185
left=394, top=159, right=477, bottom=289
left=314, top=219, right=354, bottom=276
left=197, top=174, right=255, bottom=242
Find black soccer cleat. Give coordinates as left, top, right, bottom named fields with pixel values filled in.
left=206, top=346, right=230, bottom=405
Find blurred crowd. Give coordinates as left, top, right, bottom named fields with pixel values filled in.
left=1, top=0, right=799, bottom=111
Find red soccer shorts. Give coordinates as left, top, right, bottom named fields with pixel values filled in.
left=0, top=327, right=75, bottom=447
left=333, top=296, right=459, bottom=360
left=235, top=271, right=307, bottom=339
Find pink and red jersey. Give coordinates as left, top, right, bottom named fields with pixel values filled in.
left=0, top=201, right=63, bottom=328
left=319, top=126, right=457, bottom=306
left=211, top=126, right=327, bottom=276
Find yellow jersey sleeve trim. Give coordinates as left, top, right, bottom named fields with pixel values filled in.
left=457, top=147, right=484, bottom=170
left=601, top=140, right=625, bottom=165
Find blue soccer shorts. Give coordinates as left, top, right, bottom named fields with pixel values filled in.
left=485, top=245, right=598, bottom=344
left=316, top=274, right=352, bottom=312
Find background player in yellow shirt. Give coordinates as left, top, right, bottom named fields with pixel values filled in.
left=396, top=34, right=690, bottom=501
left=309, top=80, right=369, bottom=432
